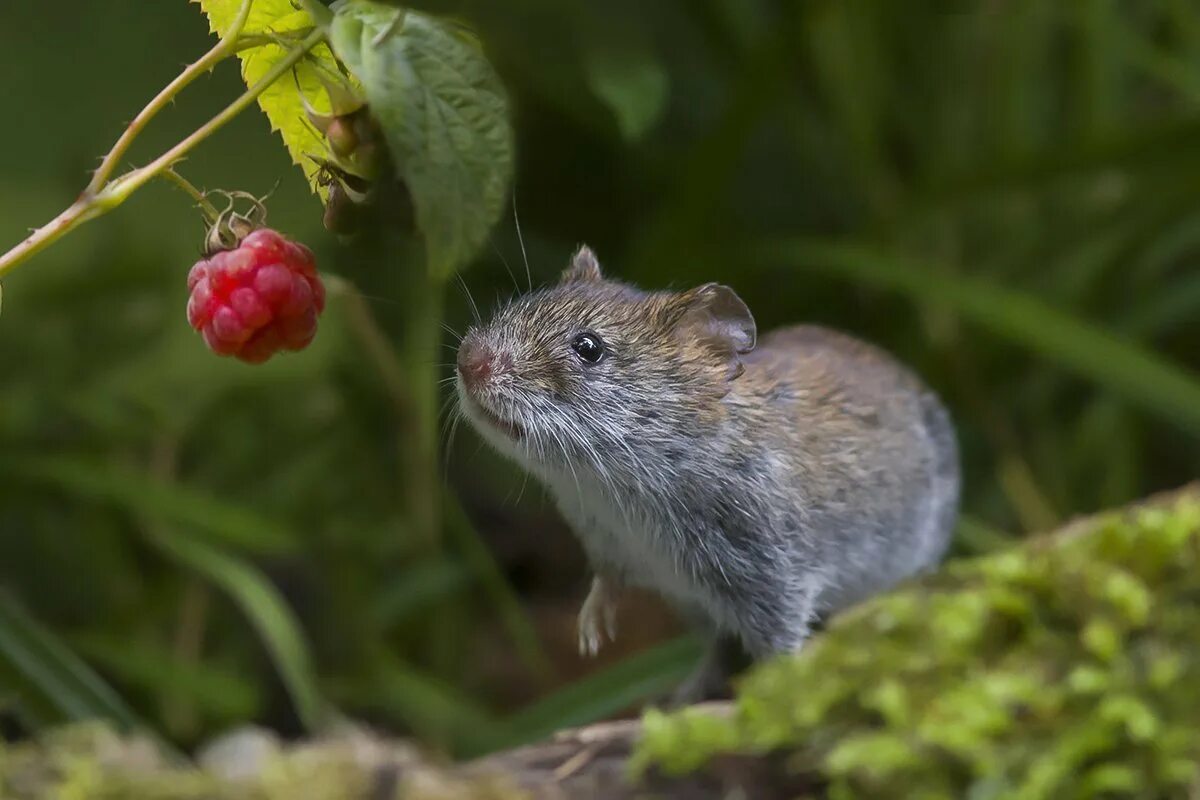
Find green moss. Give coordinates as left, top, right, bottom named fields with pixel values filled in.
left=635, top=493, right=1200, bottom=798
left=0, top=723, right=530, bottom=800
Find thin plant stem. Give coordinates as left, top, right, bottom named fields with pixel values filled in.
left=160, top=168, right=222, bottom=222
left=87, top=0, right=255, bottom=194
left=0, top=28, right=326, bottom=280
left=327, top=275, right=413, bottom=414
left=234, top=29, right=315, bottom=53
left=295, top=0, right=334, bottom=27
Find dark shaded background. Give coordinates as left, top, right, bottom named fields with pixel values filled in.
left=1, top=0, right=1198, bottom=756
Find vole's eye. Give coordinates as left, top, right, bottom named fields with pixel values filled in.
left=571, top=332, right=606, bottom=364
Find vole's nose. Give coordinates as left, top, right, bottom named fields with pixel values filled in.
left=457, top=336, right=508, bottom=391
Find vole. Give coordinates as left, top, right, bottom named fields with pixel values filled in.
left=455, top=246, right=960, bottom=701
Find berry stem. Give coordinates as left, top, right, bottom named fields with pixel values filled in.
left=326, top=276, right=411, bottom=410
left=294, top=0, right=334, bottom=28
left=160, top=168, right=222, bottom=222
left=85, top=0, right=256, bottom=195
left=0, top=28, right=326, bottom=280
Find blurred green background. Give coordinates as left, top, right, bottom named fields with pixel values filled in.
left=1, top=0, right=1199, bottom=758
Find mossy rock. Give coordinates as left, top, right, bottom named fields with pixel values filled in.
left=635, top=488, right=1200, bottom=798
left=0, top=722, right=529, bottom=800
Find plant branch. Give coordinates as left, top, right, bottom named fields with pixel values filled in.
left=87, top=0, right=255, bottom=194
left=0, top=27, right=326, bottom=280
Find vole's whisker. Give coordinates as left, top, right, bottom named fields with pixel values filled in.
left=441, top=404, right=465, bottom=480
left=491, top=239, right=521, bottom=295
left=437, top=390, right=460, bottom=418
left=455, top=273, right=483, bottom=325
left=511, top=467, right=531, bottom=506
left=512, top=191, right=532, bottom=293
left=547, top=418, right=582, bottom=499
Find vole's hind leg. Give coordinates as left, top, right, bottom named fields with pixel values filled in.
left=667, top=634, right=749, bottom=707
left=664, top=580, right=821, bottom=707
left=578, top=574, right=621, bottom=657
left=735, top=579, right=822, bottom=659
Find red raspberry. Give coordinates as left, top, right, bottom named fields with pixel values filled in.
left=186, top=229, right=326, bottom=364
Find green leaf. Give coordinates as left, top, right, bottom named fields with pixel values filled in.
left=444, top=492, right=551, bottom=679
left=9, top=455, right=296, bottom=555
left=144, top=530, right=326, bottom=731
left=752, top=239, right=1200, bottom=439
left=475, top=636, right=703, bottom=755
left=0, top=593, right=142, bottom=731
left=579, top=14, right=668, bottom=141
left=371, top=555, right=470, bottom=626
left=584, top=48, right=668, bottom=142
left=330, top=3, right=515, bottom=277
left=337, top=655, right=499, bottom=754
left=72, top=634, right=259, bottom=722
left=194, top=0, right=347, bottom=195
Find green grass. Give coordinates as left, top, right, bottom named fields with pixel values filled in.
left=0, top=0, right=1198, bottom=759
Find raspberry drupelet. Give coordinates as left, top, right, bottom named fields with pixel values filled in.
left=186, top=229, right=326, bottom=364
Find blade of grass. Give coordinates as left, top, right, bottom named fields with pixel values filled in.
left=1069, top=0, right=1120, bottom=138
left=751, top=239, right=1200, bottom=438
left=333, top=654, right=501, bottom=755
left=71, top=633, right=259, bottom=721
left=8, top=455, right=295, bottom=554
left=1121, top=270, right=1200, bottom=340
left=1114, top=27, right=1200, bottom=103
left=952, top=515, right=1015, bottom=557
left=143, top=530, right=326, bottom=732
left=372, top=555, right=471, bottom=628
left=0, top=593, right=142, bottom=730
left=444, top=491, right=553, bottom=680
left=914, top=117, right=1200, bottom=208
left=474, top=636, right=703, bottom=756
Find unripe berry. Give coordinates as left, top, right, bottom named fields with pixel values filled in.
left=325, top=116, right=360, bottom=159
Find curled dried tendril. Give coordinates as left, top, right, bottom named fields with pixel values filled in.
left=203, top=190, right=273, bottom=255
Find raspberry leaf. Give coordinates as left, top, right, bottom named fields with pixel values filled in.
left=330, top=3, right=514, bottom=278
left=578, top=8, right=669, bottom=142
left=193, top=0, right=346, bottom=197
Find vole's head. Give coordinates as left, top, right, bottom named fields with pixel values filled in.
left=455, top=246, right=756, bottom=474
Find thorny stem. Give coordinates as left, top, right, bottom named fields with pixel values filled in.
left=0, top=23, right=326, bottom=280
left=87, top=0, right=255, bottom=194
left=119, top=28, right=326, bottom=193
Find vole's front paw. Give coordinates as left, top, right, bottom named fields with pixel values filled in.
left=577, top=576, right=618, bottom=657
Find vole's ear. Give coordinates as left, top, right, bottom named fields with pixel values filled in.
left=675, top=283, right=757, bottom=379
left=560, top=245, right=604, bottom=284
